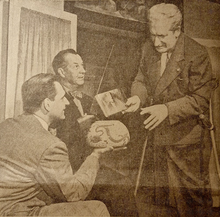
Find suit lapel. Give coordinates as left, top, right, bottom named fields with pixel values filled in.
left=154, top=34, right=185, bottom=96
left=65, top=93, right=82, bottom=118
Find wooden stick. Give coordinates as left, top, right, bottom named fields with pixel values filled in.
left=96, top=45, right=114, bottom=95
left=210, top=100, right=220, bottom=181
left=134, top=135, right=148, bottom=197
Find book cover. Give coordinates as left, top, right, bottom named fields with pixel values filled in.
left=94, top=89, right=127, bottom=117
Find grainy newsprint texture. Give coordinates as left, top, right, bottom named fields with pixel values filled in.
left=0, top=0, right=220, bottom=217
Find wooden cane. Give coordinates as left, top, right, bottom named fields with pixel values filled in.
left=134, top=134, right=148, bottom=197
left=209, top=99, right=220, bottom=181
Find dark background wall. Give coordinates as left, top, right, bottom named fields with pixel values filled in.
left=64, top=0, right=183, bottom=98
left=65, top=1, right=146, bottom=97
left=184, top=0, right=220, bottom=40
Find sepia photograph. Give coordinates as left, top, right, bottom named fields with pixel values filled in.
left=0, top=0, right=220, bottom=216
left=95, top=88, right=127, bottom=117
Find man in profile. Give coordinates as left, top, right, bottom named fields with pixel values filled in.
left=125, top=3, right=214, bottom=217
left=0, top=73, right=111, bottom=216
left=52, top=49, right=138, bottom=216
left=51, top=49, right=93, bottom=171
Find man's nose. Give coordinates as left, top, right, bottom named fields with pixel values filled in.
left=64, top=97, right=70, bottom=105
left=154, top=36, right=161, bottom=47
left=79, top=65, right=86, bottom=74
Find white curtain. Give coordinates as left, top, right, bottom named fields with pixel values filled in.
left=14, top=7, right=72, bottom=117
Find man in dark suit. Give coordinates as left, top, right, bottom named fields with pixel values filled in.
left=52, top=49, right=138, bottom=216
left=125, top=3, right=215, bottom=217
left=51, top=49, right=94, bottom=171
left=0, top=73, right=112, bottom=216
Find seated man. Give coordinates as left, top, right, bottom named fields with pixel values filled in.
left=0, top=73, right=112, bottom=216
left=51, top=49, right=94, bottom=171
left=52, top=49, right=138, bottom=216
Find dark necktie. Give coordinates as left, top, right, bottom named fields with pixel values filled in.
left=70, top=91, right=83, bottom=99
left=69, top=91, right=85, bottom=116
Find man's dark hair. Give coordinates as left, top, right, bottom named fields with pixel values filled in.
left=52, top=49, right=78, bottom=75
left=22, top=73, right=57, bottom=114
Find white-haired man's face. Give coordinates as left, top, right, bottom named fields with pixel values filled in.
left=150, top=19, right=180, bottom=53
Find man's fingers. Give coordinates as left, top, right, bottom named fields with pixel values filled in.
left=125, top=97, right=138, bottom=106
left=143, top=115, right=155, bottom=125
left=112, top=146, right=127, bottom=151
left=95, top=146, right=114, bottom=154
left=144, top=117, right=157, bottom=130
left=140, top=105, right=168, bottom=130
left=123, top=96, right=141, bottom=114
left=123, top=106, right=135, bottom=113
left=148, top=120, right=160, bottom=131
left=140, top=108, right=150, bottom=115
left=125, top=101, right=132, bottom=106
left=123, top=105, right=139, bottom=113
left=125, top=101, right=137, bottom=107
left=105, top=146, right=114, bottom=152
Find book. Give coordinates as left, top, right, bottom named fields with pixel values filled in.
left=94, top=89, right=127, bottom=117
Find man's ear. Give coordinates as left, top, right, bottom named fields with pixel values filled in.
left=174, top=27, right=181, bottom=38
left=42, top=98, right=52, bottom=113
left=57, top=68, right=65, bottom=78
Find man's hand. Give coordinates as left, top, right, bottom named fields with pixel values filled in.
left=140, top=104, right=168, bottom=131
left=123, top=95, right=141, bottom=113
left=91, top=146, right=114, bottom=159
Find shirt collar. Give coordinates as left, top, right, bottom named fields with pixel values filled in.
left=167, top=52, right=172, bottom=59
left=33, top=114, right=49, bottom=131
left=59, top=79, right=78, bottom=94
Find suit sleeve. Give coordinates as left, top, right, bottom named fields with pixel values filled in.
left=131, top=43, right=148, bottom=106
left=166, top=52, right=213, bottom=125
left=35, top=141, right=99, bottom=202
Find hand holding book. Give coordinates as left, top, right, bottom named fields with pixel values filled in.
left=94, top=89, right=127, bottom=117
left=122, top=95, right=141, bottom=114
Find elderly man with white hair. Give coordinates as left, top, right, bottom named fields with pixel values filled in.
left=125, top=3, right=215, bottom=217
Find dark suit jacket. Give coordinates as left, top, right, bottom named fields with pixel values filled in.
left=131, top=33, right=214, bottom=209
left=0, top=114, right=100, bottom=216
left=55, top=93, right=94, bottom=171
left=132, top=33, right=213, bottom=146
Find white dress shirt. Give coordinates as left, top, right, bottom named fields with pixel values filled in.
left=160, top=52, right=171, bottom=76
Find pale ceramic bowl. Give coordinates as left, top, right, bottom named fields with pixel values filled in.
left=86, top=120, right=130, bottom=148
